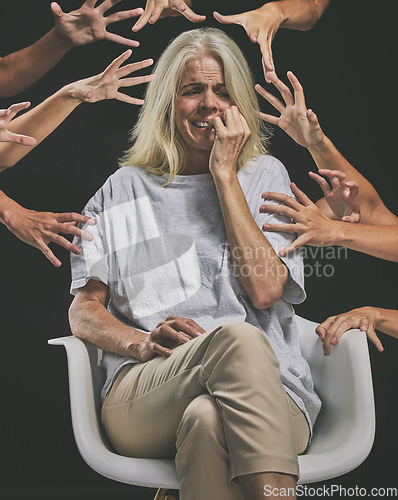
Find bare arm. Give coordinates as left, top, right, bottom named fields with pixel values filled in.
left=69, top=280, right=204, bottom=360
left=0, top=50, right=154, bottom=171
left=210, top=107, right=288, bottom=309
left=0, top=0, right=144, bottom=98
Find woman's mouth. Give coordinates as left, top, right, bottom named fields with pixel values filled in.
left=192, top=121, right=214, bottom=130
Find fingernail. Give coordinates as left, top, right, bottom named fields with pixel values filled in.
left=194, top=331, right=203, bottom=337
left=83, top=233, right=94, bottom=241
left=87, top=219, right=96, bottom=226
left=262, top=223, right=269, bottom=229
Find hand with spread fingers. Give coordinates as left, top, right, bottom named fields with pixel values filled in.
left=132, top=0, right=206, bottom=32
left=65, top=49, right=155, bottom=105
left=0, top=192, right=96, bottom=267
left=137, top=316, right=205, bottom=362
left=316, top=307, right=384, bottom=356
left=214, top=0, right=329, bottom=83
left=310, top=169, right=361, bottom=223
left=256, top=70, right=324, bottom=147
left=261, top=181, right=341, bottom=257
left=0, top=103, right=37, bottom=146
left=52, top=0, right=144, bottom=48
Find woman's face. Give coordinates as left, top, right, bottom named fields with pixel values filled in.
left=175, top=56, right=233, bottom=157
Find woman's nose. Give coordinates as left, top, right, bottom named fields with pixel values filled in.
left=200, top=90, right=217, bottom=110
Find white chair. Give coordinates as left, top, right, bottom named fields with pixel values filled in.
left=48, top=315, right=375, bottom=489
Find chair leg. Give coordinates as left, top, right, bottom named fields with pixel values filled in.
left=154, top=488, right=179, bottom=500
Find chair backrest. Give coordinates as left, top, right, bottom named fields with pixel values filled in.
left=49, top=314, right=375, bottom=487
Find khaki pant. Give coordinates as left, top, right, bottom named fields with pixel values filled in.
left=102, top=322, right=310, bottom=500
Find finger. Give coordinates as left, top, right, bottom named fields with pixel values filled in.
left=6, top=101, right=31, bottom=116
left=170, top=318, right=202, bottom=339
left=255, top=84, right=285, bottom=114
left=49, top=233, right=83, bottom=255
left=114, top=93, right=145, bottom=105
left=50, top=2, right=63, bottom=18
left=54, top=223, right=94, bottom=241
left=261, top=191, right=302, bottom=210
left=278, top=235, right=307, bottom=257
left=97, top=0, right=124, bottom=14
left=308, top=171, right=332, bottom=196
left=259, top=112, right=279, bottom=125
left=116, top=58, right=154, bottom=78
left=266, top=72, right=294, bottom=107
left=104, top=32, right=140, bottom=47
left=286, top=71, right=306, bottom=109
left=365, top=325, right=384, bottom=352
left=259, top=203, right=298, bottom=219
left=158, top=323, right=191, bottom=345
left=55, top=212, right=96, bottom=225
left=316, top=316, right=336, bottom=340
left=104, top=49, right=133, bottom=75
left=182, top=317, right=206, bottom=335
left=38, top=240, right=62, bottom=267
left=262, top=222, right=298, bottom=233
left=317, top=169, right=347, bottom=181
left=152, top=342, right=173, bottom=357
left=0, top=130, right=36, bottom=146
left=258, top=39, right=274, bottom=76
left=83, top=0, right=97, bottom=8
left=213, top=11, right=242, bottom=26
left=306, top=108, right=319, bottom=125
left=179, top=5, right=206, bottom=23
left=132, top=3, right=155, bottom=32
left=105, top=7, right=144, bottom=25
left=148, top=2, right=170, bottom=24
left=290, top=182, right=314, bottom=206
left=118, top=74, right=156, bottom=88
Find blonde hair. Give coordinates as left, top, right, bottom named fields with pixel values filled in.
left=121, top=28, right=271, bottom=184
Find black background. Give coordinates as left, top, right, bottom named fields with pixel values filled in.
left=0, top=1, right=397, bottom=498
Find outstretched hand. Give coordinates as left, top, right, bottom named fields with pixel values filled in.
left=255, top=71, right=323, bottom=147
left=0, top=103, right=37, bottom=146
left=261, top=181, right=340, bottom=256
left=52, top=0, right=144, bottom=47
left=66, top=49, right=155, bottom=105
left=132, top=0, right=205, bottom=32
left=214, top=3, right=283, bottom=82
left=310, top=169, right=360, bottom=223
left=316, top=307, right=384, bottom=355
left=4, top=204, right=96, bottom=267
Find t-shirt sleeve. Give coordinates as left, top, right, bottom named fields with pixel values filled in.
left=70, top=187, right=110, bottom=295
left=252, top=157, right=306, bottom=304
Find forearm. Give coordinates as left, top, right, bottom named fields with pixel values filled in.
left=270, top=0, right=330, bottom=31
left=0, top=29, right=72, bottom=98
left=0, top=190, right=20, bottom=226
left=0, top=86, right=82, bottom=171
left=69, top=298, right=148, bottom=359
left=308, top=135, right=393, bottom=224
left=373, top=307, right=398, bottom=339
left=333, top=221, right=398, bottom=262
left=213, top=171, right=288, bottom=309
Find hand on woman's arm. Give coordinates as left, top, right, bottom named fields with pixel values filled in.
left=0, top=190, right=96, bottom=267
left=0, top=103, right=37, bottom=146
left=210, top=107, right=288, bottom=309
left=214, top=0, right=329, bottom=81
left=0, top=50, right=154, bottom=171
left=262, top=182, right=398, bottom=262
left=316, top=307, right=398, bottom=356
left=69, top=280, right=204, bottom=361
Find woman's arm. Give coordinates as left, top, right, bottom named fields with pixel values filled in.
left=69, top=279, right=203, bottom=361
left=214, top=0, right=330, bottom=81
left=316, top=306, right=398, bottom=355
left=0, top=1, right=143, bottom=98
left=210, top=107, right=288, bottom=309
left=0, top=50, right=154, bottom=171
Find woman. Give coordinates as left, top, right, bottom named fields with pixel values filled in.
left=69, top=28, right=320, bottom=500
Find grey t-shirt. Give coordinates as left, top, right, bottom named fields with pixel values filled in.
left=71, top=155, right=321, bottom=432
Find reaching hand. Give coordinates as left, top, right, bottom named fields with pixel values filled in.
left=3, top=203, right=96, bottom=267
left=137, top=316, right=205, bottom=362
left=52, top=0, right=144, bottom=48
left=65, top=49, right=155, bottom=105
left=260, top=181, right=340, bottom=256
left=310, top=169, right=360, bottom=223
left=316, top=307, right=383, bottom=355
left=214, top=3, right=283, bottom=83
left=255, top=71, right=324, bottom=148
left=0, top=103, right=37, bottom=146
left=132, top=0, right=205, bottom=32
